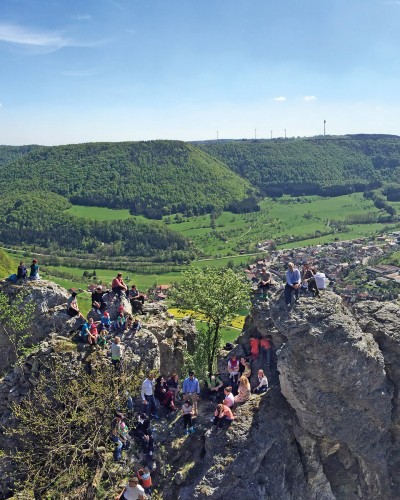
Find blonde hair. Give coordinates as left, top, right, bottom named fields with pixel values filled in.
left=239, top=375, right=250, bottom=389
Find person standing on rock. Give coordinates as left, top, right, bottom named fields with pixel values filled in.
left=285, top=262, right=301, bottom=306
left=260, top=336, right=272, bottom=366
left=181, top=399, right=195, bottom=434
left=111, top=336, right=124, bottom=371
left=182, top=371, right=201, bottom=416
left=115, top=476, right=144, bottom=500
left=141, top=373, right=158, bottom=419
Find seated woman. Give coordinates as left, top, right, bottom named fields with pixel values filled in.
left=239, top=357, right=252, bottom=380
left=301, top=263, right=320, bottom=297
left=223, top=386, right=235, bottom=408
left=17, top=261, right=27, bottom=280
left=234, top=376, right=251, bottom=405
left=253, top=369, right=269, bottom=394
left=257, top=267, right=271, bottom=297
left=66, top=291, right=85, bottom=320
left=155, top=376, right=176, bottom=411
left=87, top=318, right=100, bottom=345
left=29, top=259, right=40, bottom=280
left=167, top=373, right=180, bottom=400
left=213, top=403, right=235, bottom=430
left=228, top=354, right=240, bottom=389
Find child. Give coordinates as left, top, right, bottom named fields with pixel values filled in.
left=137, top=466, right=152, bottom=496
left=88, top=318, right=100, bottom=345
left=97, top=326, right=107, bottom=349
left=132, top=317, right=142, bottom=334
left=250, top=336, right=260, bottom=360
left=101, top=311, right=112, bottom=330
left=115, top=313, right=126, bottom=334
left=111, top=336, right=123, bottom=371
left=181, top=399, right=195, bottom=434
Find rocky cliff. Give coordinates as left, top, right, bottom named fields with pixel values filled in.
left=169, top=291, right=400, bottom=500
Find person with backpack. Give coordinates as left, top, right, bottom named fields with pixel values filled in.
left=137, top=466, right=152, bottom=496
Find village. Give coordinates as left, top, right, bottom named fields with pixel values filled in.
left=248, top=231, right=400, bottom=303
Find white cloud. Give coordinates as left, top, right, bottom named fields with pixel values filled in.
left=304, top=95, right=317, bottom=101
left=274, top=96, right=286, bottom=102
left=71, top=14, right=92, bottom=21
left=0, top=23, right=106, bottom=51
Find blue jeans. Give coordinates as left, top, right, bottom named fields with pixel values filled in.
left=143, top=394, right=158, bottom=418
left=261, top=347, right=271, bottom=365
left=111, top=435, right=123, bottom=461
left=284, top=284, right=299, bottom=305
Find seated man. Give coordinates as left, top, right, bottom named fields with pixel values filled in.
left=257, top=267, right=271, bottom=298
left=111, top=273, right=128, bottom=298
left=285, top=262, right=301, bottom=306
left=129, top=284, right=146, bottom=304
left=205, top=374, right=224, bottom=402
left=130, top=413, right=154, bottom=456
left=91, top=286, right=108, bottom=313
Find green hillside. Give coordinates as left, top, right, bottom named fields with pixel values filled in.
left=0, top=191, right=191, bottom=262
left=0, top=248, right=15, bottom=277
left=0, top=145, right=40, bottom=168
left=0, top=140, right=252, bottom=218
left=197, top=134, right=400, bottom=197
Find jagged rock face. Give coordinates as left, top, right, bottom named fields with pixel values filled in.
left=0, top=280, right=80, bottom=373
left=174, top=292, right=400, bottom=500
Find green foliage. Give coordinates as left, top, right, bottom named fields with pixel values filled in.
left=0, top=290, right=35, bottom=359
left=5, top=356, right=141, bottom=498
left=0, top=140, right=251, bottom=217
left=0, top=248, right=15, bottom=277
left=172, top=267, right=251, bottom=376
left=198, top=135, right=400, bottom=196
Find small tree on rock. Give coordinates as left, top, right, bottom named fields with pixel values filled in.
left=172, top=267, right=251, bottom=377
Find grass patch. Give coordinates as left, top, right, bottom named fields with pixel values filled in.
left=65, top=205, right=133, bottom=221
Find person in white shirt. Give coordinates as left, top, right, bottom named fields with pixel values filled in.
left=223, top=386, right=235, bottom=408
left=115, top=476, right=144, bottom=500
left=141, top=373, right=158, bottom=419
left=253, top=369, right=269, bottom=394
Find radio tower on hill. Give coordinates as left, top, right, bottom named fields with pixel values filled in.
left=324, top=119, right=326, bottom=136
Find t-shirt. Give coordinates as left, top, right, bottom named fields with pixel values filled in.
left=250, top=338, right=260, bottom=353
left=182, top=403, right=193, bottom=415
left=260, top=338, right=271, bottom=349
left=122, top=483, right=144, bottom=500
left=111, top=343, right=123, bottom=360
left=223, top=392, right=235, bottom=408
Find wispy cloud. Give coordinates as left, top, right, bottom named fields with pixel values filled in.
left=0, top=23, right=109, bottom=54
left=304, top=95, right=317, bottom=101
left=71, top=14, right=92, bottom=21
left=274, top=96, right=286, bottom=102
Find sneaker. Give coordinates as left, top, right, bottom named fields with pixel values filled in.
left=185, top=429, right=189, bottom=435
left=189, top=427, right=195, bottom=433
left=149, top=451, right=153, bottom=456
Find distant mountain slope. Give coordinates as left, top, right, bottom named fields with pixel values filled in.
left=197, top=135, right=400, bottom=196
left=0, top=141, right=252, bottom=217
left=0, top=145, right=40, bottom=168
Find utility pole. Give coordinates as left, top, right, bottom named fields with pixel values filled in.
left=255, top=129, right=257, bottom=140
left=217, top=130, right=219, bottom=142
left=270, top=130, right=272, bottom=139
left=284, top=128, right=286, bottom=139
left=324, top=120, right=326, bottom=136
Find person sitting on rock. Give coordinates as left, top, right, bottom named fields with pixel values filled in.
left=250, top=335, right=260, bottom=360
left=155, top=376, right=176, bottom=411
left=253, top=369, right=269, bottom=394
left=228, top=354, right=240, bottom=390
left=97, top=327, right=107, bottom=349
left=131, top=413, right=154, bottom=456
left=29, top=259, right=40, bottom=280
left=91, top=286, right=108, bottom=314
left=129, top=284, right=146, bottom=305
left=206, top=374, right=224, bottom=402
left=115, top=312, right=126, bottom=334
left=111, top=336, right=124, bottom=371
left=87, top=318, right=100, bottom=345
left=234, top=376, right=251, bottom=405
left=132, top=317, right=142, bottom=334
left=181, top=399, right=195, bottom=435
left=258, top=267, right=272, bottom=298
left=167, top=373, right=180, bottom=400
left=285, top=261, right=301, bottom=306
left=125, top=314, right=133, bottom=331
left=111, top=273, right=128, bottom=298
left=213, top=403, right=235, bottom=431
left=17, top=261, right=27, bottom=280
left=66, top=291, right=85, bottom=320
left=223, top=386, right=235, bottom=408
left=100, top=311, right=112, bottom=330
left=260, top=336, right=272, bottom=367
left=301, top=263, right=320, bottom=297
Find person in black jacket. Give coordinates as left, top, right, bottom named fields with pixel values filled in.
left=131, top=413, right=154, bottom=456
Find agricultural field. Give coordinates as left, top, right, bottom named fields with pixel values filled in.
left=66, top=205, right=133, bottom=221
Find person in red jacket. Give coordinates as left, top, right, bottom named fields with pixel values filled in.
left=137, top=466, right=152, bottom=496
left=250, top=336, right=260, bottom=360
left=260, top=336, right=272, bottom=366
left=111, top=273, right=128, bottom=298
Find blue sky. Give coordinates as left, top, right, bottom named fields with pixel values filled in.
left=1, top=0, right=400, bottom=145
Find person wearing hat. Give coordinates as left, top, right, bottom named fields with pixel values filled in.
left=91, top=285, right=108, bottom=314
left=66, top=291, right=85, bottom=320
left=101, top=311, right=112, bottom=330
left=182, top=371, right=201, bottom=416
left=116, top=476, right=144, bottom=500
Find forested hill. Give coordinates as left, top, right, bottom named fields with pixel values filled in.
left=0, top=145, right=40, bottom=168
left=197, top=134, right=400, bottom=197
left=0, top=141, right=252, bottom=217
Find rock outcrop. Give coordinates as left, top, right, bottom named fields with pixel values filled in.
left=172, top=291, right=400, bottom=500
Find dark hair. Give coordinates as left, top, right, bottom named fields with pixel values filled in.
left=185, top=400, right=191, bottom=405
left=189, top=371, right=194, bottom=376
left=139, top=413, right=147, bottom=420
left=71, top=291, right=77, bottom=297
